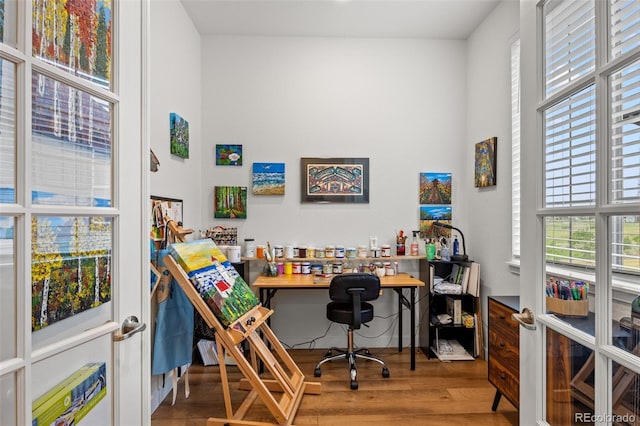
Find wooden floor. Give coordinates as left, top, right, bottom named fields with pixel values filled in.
left=151, top=348, right=518, bottom=426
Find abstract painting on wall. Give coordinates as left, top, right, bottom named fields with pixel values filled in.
left=419, top=172, right=452, bottom=204
left=419, top=206, right=452, bottom=240
left=214, top=186, right=247, bottom=219
left=170, top=113, right=189, bottom=159
left=475, top=137, right=497, bottom=187
left=252, top=163, right=285, bottom=195
left=216, top=144, right=243, bottom=166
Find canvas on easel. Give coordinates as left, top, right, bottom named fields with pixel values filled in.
left=164, top=239, right=320, bottom=425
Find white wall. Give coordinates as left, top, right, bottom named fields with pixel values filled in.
left=465, top=0, right=520, bottom=347
left=200, top=35, right=469, bottom=349
left=149, top=0, right=202, bottom=411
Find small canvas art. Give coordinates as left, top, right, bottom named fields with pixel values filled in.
left=170, top=113, right=189, bottom=158
left=252, top=163, right=285, bottom=195
left=216, top=144, right=243, bottom=166
left=169, top=239, right=259, bottom=328
left=214, top=186, right=247, bottom=219
left=420, top=172, right=452, bottom=204
left=475, top=137, right=497, bottom=187
left=419, top=206, right=452, bottom=239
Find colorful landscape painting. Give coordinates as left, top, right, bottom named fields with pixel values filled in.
left=170, top=113, right=189, bottom=159
left=216, top=144, right=243, bottom=166
left=32, top=0, right=112, bottom=88
left=419, top=206, right=452, bottom=239
left=420, top=172, right=452, bottom=204
left=475, top=137, right=497, bottom=187
left=214, top=186, right=247, bottom=219
left=169, top=239, right=258, bottom=327
left=252, top=163, right=285, bottom=195
left=31, top=216, right=112, bottom=331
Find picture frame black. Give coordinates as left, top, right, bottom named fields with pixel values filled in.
left=300, top=157, right=369, bottom=203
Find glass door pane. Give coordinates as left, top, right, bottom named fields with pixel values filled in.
left=0, top=58, right=16, bottom=203
left=0, top=216, right=16, bottom=360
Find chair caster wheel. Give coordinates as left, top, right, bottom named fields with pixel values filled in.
left=314, top=367, right=321, bottom=377
left=350, top=380, right=358, bottom=390
left=382, top=367, right=390, bottom=378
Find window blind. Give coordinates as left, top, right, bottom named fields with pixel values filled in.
left=611, top=0, right=640, bottom=58
left=544, top=85, right=597, bottom=207
left=544, top=0, right=595, bottom=97
left=610, top=59, right=640, bottom=204
left=512, top=39, right=521, bottom=257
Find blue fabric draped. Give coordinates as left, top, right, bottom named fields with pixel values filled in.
left=152, top=249, right=194, bottom=375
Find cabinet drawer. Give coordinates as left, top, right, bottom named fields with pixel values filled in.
left=488, top=358, right=519, bottom=407
left=488, top=299, right=519, bottom=336
left=488, top=329, right=519, bottom=372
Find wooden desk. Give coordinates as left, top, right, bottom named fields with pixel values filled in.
left=252, top=273, right=425, bottom=370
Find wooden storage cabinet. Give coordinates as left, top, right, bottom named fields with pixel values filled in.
left=488, top=296, right=520, bottom=410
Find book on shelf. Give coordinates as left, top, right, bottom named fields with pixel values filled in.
left=446, top=296, right=462, bottom=325
left=467, top=262, right=480, bottom=297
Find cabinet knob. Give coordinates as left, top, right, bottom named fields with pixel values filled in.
left=499, top=342, right=505, bottom=348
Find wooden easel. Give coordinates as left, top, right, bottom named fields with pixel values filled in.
left=163, top=254, right=321, bottom=426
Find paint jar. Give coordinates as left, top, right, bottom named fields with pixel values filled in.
left=384, top=262, right=395, bottom=276
left=322, top=262, right=333, bottom=274
left=301, top=262, right=311, bottom=274
left=396, top=243, right=405, bottom=256
left=274, top=245, right=284, bottom=258
left=227, top=245, right=241, bottom=263
left=284, top=262, right=293, bottom=275
left=357, top=245, right=368, bottom=259
left=311, top=264, right=322, bottom=275
left=381, top=244, right=391, bottom=257
left=315, top=247, right=325, bottom=259
left=371, top=247, right=381, bottom=258
left=256, top=245, right=266, bottom=259
left=332, top=262, right=343, bottom=274
left=325, top=246, right=335, bottom=258
left=342, top=261, right=354, bottom=274
left=284, top=245, right=294, bottom=259
left=244, top=238, right=256, bottom=258
left=293, top=247, right=300, bottom=258
left=299, top=246, right=307, bottom=258
left=335, top=246, right=345, bottom=258
left=292, top=262, right=301, bottom=274
left=277, top=262, right=284, bottom=275
left=345, top=247, right=357, bottom=258
left=307, top=247, right=316, bottom=258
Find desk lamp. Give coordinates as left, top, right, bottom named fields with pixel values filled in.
left=432, top=222, right=468, bottom=262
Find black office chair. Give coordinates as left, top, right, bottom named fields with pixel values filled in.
left=313, top=273, right=390, bottom=390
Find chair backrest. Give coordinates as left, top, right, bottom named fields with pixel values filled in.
left=329, top=273, right=381, bottom=303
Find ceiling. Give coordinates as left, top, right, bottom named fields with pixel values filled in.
left=179, top=0, right=502, bottom=40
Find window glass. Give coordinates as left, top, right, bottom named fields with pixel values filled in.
left=610, top=361, right=639, bottom=422
left=544, top=0, right=595, bottom=97
left=31, top=72, right=112, bottom=207
left=546, top=216, right=595, bottom=268
left=544, top=85, right=596, bottom=208
left=611, top=215, right=640, bottom=275
left=512, top=39, right=521, bottom=258
left=611, top=0, right=640, bottom=59
left=31, top=0, right=112, bottom=89
left=0, top=373, right=16, bottom=426
left=31, top=216, right=112, bottom=331
left=0, top=216, right=15, bottom=361
left=0, top=58, right=16, bottom=203
left=610, top=59, right=640, bottom=205
left=0, top=0, right=18, bottom=47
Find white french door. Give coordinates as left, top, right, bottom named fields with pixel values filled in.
left=520, top=0, right=640, bottom=425
left=0, top=1, right=149, bottom=425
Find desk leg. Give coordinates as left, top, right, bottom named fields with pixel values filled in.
left=398, top=289, right=403, bottom=353
left=410, top=287, right=416, bottom=371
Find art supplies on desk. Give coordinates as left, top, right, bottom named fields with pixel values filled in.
left=546, top=277, right=589, bottom=317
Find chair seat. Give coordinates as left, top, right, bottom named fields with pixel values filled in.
left=327, top=301, right=374, bottom=326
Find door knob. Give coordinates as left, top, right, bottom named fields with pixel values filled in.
left=512, top=308, right=536, bottom=330
left=113, top=315, right=147, bottom=341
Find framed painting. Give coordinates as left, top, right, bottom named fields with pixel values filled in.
left=474, top=137, right=497, bottom=187
left=214, top=186, right=247, bottom=219
left=300, top=157, right=369, bottom=203
left=419, top=206, right=452, bottom=240
left=252, top=162, right=285, bottom=195
left=419, top=172, right=452, bottom=204
left=170, top=112, right=189, bottom=159
left=216, top=144, right=243, bottom=166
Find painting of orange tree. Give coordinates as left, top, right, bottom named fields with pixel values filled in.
left=31, top=216, right=111, bottom=331
left=32, top=0, right=112, bottom=88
